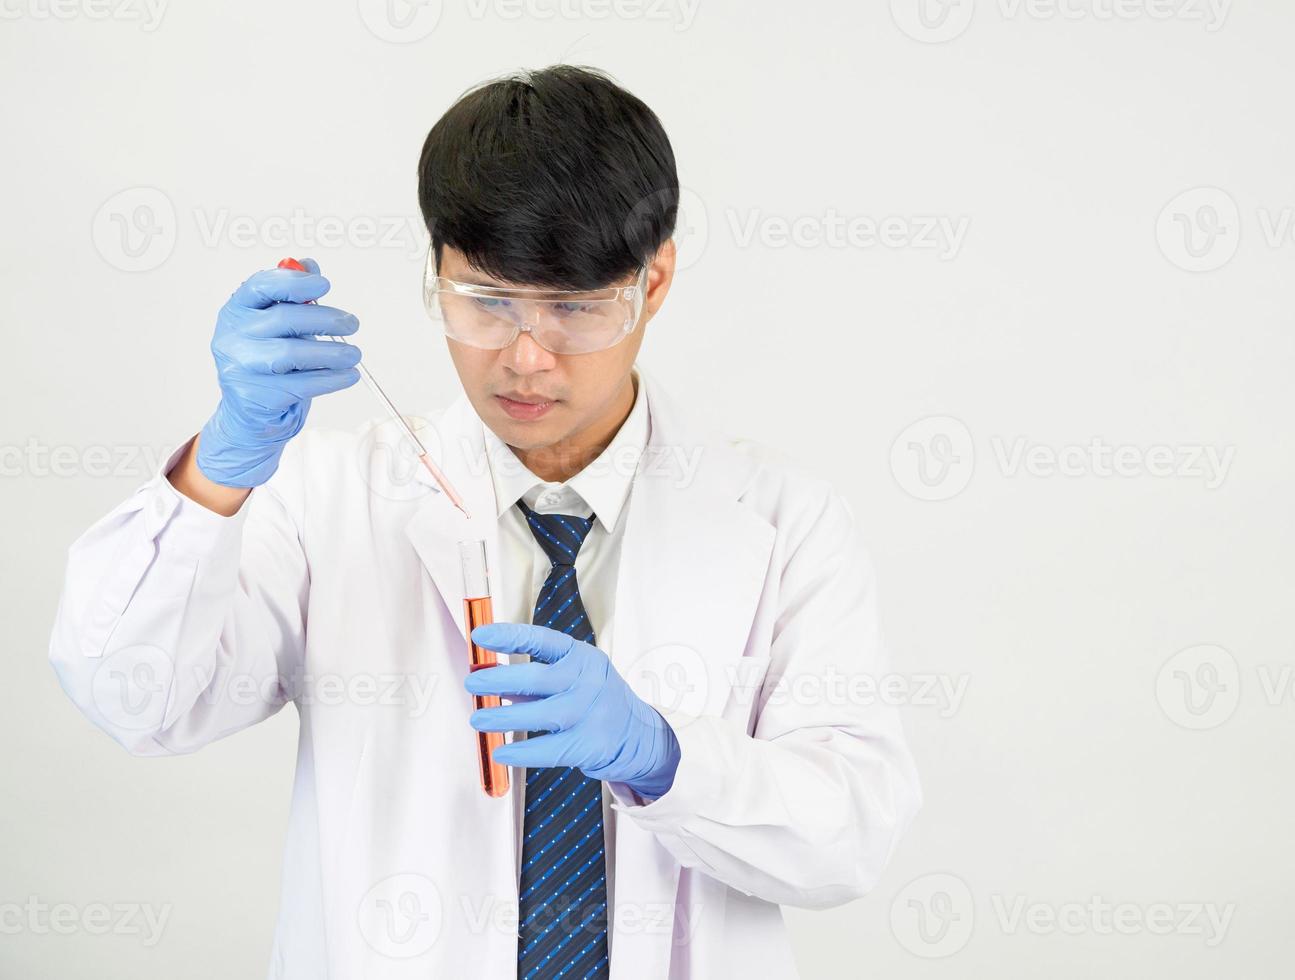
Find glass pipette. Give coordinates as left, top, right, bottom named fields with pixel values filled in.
left=277, top=258, right=471, bottom=519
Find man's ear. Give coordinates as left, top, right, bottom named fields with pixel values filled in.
left=644, top=238, right=677, bottom=321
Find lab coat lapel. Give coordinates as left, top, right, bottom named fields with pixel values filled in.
left=607, top=369, right=777, bottom=980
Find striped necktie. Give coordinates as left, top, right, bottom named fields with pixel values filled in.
left=515, top=499, right=610, bottom=980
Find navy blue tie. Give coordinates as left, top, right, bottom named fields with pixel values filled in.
left=515, top=499, right=610, bottom=979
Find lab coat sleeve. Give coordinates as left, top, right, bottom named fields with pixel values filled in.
left=607, top=487, right=923, bottom=910
left=48, top=438, right=310, bottom=756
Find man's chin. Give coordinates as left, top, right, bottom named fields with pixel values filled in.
left=492, top=415, right=563, bottom=451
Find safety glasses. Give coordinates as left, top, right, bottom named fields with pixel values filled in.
left=422, top=248, right=649, bottom=355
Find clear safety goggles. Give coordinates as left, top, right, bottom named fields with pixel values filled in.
left=423, top=248, right=649, bottom=355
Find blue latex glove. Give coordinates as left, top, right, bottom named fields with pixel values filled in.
left=196, top=258, right=362, bottom=487
left=465, top=623, right=682, bottom=800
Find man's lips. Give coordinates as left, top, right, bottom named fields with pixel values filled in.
left=495, top=393, right=557, bottom=420
left=497, top=391, right=554, bottom=405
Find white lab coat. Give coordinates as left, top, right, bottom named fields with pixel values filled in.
left=49, top=365, right=921, bottom=979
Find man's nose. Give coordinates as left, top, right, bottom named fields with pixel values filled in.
left=502, top=328, right=557, bottom=372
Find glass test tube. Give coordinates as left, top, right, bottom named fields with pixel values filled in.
left=459, top=540, right=509, bottom=799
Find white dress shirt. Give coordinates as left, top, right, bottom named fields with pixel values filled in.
left=482, top=364, right=650, bottom=939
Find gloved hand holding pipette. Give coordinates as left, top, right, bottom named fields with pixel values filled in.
left=465, top=622, right=683, bottom=799
left=197, top=258, right=362, bottom=487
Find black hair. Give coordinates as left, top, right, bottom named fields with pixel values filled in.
left=417, top=64, right=678, bottom=291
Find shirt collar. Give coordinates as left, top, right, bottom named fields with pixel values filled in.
left=483, top=364, right=650, bottom=534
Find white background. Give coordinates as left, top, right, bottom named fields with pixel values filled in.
left=2, top=1, right=1292, bottom=977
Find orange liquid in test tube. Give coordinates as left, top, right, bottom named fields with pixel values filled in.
left=460, top=542, right=509, bottom=798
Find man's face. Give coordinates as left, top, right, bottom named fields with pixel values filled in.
left=438, top=242, right=674, bottom=456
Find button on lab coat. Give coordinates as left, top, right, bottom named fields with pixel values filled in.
left=49, top=365, right=922, bottom=979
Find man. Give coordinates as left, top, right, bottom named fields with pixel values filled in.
left=50, top=65, right=921, bottom=978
